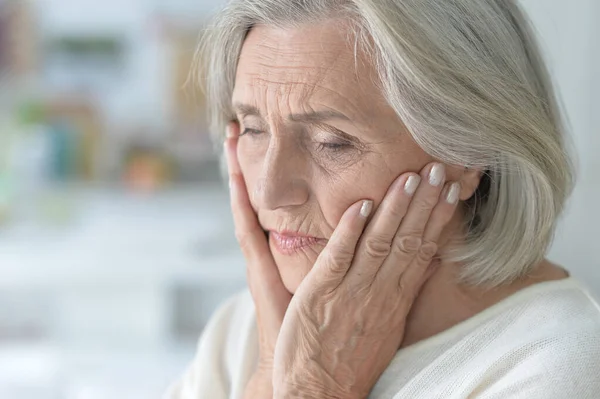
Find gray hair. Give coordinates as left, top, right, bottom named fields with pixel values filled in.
left=196, top=0, right=574, bottom=287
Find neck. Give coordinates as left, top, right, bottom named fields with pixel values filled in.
left=400, top=257, right=568, bottom=349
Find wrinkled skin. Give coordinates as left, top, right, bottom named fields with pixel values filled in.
left=232, top=22, right=480, bottom=293
left=227, top=21, right=483, bottom=398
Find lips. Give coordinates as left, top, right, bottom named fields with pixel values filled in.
left=269, top=231, right=325, bottom=255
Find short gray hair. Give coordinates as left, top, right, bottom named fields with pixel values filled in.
left=196, top=0, right=574, bottom=287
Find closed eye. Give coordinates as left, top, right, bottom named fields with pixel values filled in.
left=318, top=142, right=351, bottom=151
left=240, top=128, right=263, bottom=137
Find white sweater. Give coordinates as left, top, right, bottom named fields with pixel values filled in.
left=166, top=277, right=600, bottom=398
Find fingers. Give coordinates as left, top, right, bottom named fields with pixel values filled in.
left=396, top=163, right=446, bottom=237
left=342, top=162, right=459, bottom=294
left=310, top=200, right=373, bottom=286
left=224, top=123, right=279, bottom=286
left=389, top=179, right=459, bottom=296
left=225, top=122, right=290, bottom=367
left=225, top=123, right=242, bottom=175
left=377, top=163, right=449, bottom=293
left=227, top=141, right=267, bottom=260
left=423, top=181, right=461, bottom=244
left=362, top=174, right=421, bottom=251
left=345, top=174, right=419, bottom=283
left=225, top=123, right=264, bottom=259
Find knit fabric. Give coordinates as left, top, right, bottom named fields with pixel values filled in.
left=165, top=278, right=600, bottom=399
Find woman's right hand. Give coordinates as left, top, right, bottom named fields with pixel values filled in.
left=225, top=121, right=293, bottom=399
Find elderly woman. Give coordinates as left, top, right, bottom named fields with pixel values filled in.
left=167, top=0, right=600, bottom=398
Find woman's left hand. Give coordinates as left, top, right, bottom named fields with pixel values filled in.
left=272, top=163, right=460, bottom=399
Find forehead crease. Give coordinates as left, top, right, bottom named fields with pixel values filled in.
left=242, top=37, right=353, bottom=71
left=240, top=74, right=367, bottom=118
left=248, top=28, right=349, bottom=56
left=245, top=53, right=355, bottom=80
left=238, top=57, right=362, bottom=99
left=234, top=27, right=384, bottom=122
left=253, top=41, right=343, bottom=61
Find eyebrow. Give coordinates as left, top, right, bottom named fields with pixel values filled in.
left=233, top=102, right=351, bottom=123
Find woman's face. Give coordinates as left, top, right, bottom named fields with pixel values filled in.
left=232, top=23, right=472, bottom=294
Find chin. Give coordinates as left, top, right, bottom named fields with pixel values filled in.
left=269, top=241, right=319, bottom=295
left=272, top=251, right=313, bottom=294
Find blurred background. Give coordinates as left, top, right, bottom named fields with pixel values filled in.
left=0, top=0, right=597, bottom=398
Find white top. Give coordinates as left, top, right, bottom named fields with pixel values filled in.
left=165, top=277, right=600, bottom=398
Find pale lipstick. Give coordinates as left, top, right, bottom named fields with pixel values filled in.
left=269, top=231, right=323, bottom=255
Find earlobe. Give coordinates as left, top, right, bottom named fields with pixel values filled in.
left=459, top=167, right=484, bottom=201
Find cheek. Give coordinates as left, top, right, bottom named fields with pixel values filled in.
left=315, top=145, right=431, bottom=234
left=315, top=158, right=398, bottom=235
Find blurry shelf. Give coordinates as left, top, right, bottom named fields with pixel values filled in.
left=0, top=183, right=246, bottom=352
left=0, top=183, right=243, bottom=289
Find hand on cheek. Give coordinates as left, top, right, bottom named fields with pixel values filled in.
left=273, top=162, right=461, bottom=399
left=225, top=122, right=292, bottom=399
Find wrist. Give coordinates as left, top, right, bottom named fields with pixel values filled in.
left=273, top=360, right=365, bottom=399
left=274, top=382, right=362, bottom=399
left=243, top=369, right=274, bottom=399
left=273, top=386, right=364, bottom=399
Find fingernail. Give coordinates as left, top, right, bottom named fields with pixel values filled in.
left=404, top=175, right=420, bottom=195
left=360, top=200, right=373, bottom=218
left=429, top=163, right=445, bottom=186
left=226, top=124, right=233, bottom=138
left=229, top=178, right=235, bottom=195
left=446, top=182, right=460, bottom=204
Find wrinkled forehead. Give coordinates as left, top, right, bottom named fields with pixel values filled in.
left=232, top=23, right=386, bottom=117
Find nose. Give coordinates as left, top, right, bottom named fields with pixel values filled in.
left=253, top=137, right=309, bottom=211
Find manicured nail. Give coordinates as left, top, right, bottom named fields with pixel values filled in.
left=404, top=175, right=420, bottom=195
left=446, top=182, right=460, bottom=204
left=429, top=163, right=445, bottom=186
left=226, top=125, right=232, bottom=138
left=360, top=200, right=373, bottom=218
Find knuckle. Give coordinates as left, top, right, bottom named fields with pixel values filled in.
left=363, top=235, right=392, bottom=259
left=235, top=229, right=255, bottom=254
left=326, top=246, right=353, bottom=272
left=235, top=229, right=247, bottom=246
left=326, top=258, right=348, bottom=277
left=394, top=235, right=422, bottom=255
left=328, top=256, right=345, bottom=272
left=397, top=272, right=420, bottom=299
left=415, top=196, right=437, bottom=211
left=418, top=242, right=438, bottom=261
left=386, top=203, right=407, bottom=220
left=397, top=275, right=407, bottom=292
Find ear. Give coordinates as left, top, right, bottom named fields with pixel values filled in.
left=458, top=167, right=483, bottom=201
